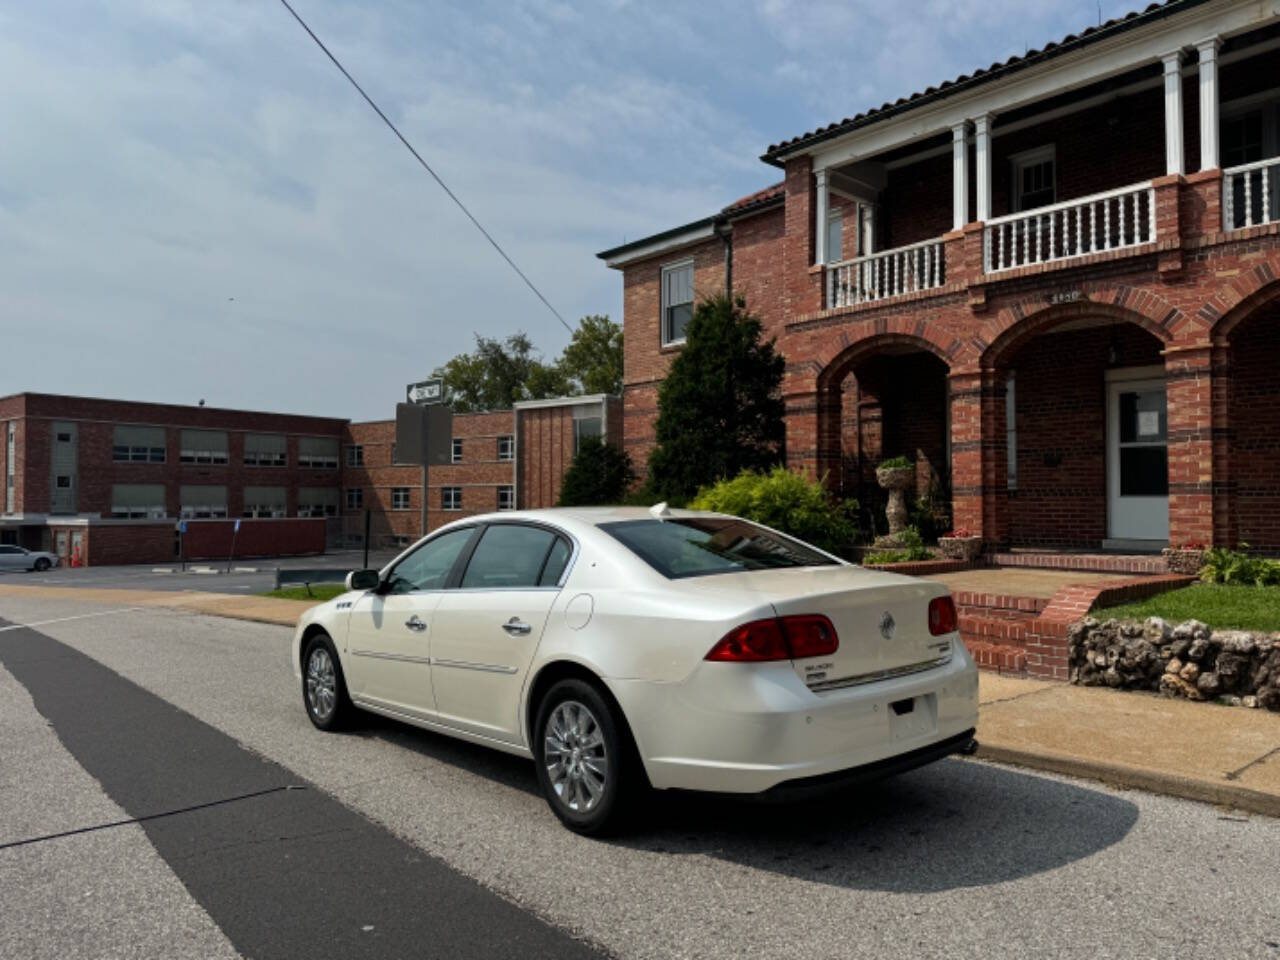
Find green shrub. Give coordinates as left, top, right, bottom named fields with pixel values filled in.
left=690, top=466, right=858, bottom=554
left=557, top=439, right=636, bottom=506
left=1200, top=545, right=1280, bottom=587
left=877, top=455, right=912, bottom=470
left=908, top=472, right=952, bottom=542
left=863, top=526, right=932, bottom=565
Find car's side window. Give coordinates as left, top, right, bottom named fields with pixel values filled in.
left=460, top=525, right=560, bottom=590
left=386, top=528, right=475, bottom=595
left=538, top=537, right=572, bottom=586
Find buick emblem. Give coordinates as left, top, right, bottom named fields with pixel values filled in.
left=879, top=611, right=896, bottom=640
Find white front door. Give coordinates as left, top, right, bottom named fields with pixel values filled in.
left=1106, top=373, right=1170, bottom=543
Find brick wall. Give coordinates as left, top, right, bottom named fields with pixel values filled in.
left=181, top=518, right=326, bottom=561
left=1228, top=301, right=1280, bottom=549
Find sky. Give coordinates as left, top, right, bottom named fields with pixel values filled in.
left=0, top=0, right=1141, bottom=421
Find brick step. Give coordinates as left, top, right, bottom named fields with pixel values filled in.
left=959, top=612, right=1038, bottom=646
left=951, top=589, right=1049, bottom=614
left=963, top=639, right=1027, bottom=674
left=991, top=552, right=1169, bottom=575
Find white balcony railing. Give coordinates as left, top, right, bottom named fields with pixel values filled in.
left=983, top=181, right=1156, bottom=274
left=826, top=237, right=946, bottom=308
left=1223, top=157, right=1280, bottom=230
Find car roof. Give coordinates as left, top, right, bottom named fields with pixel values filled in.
left=458, top=506, right=714, bottom=529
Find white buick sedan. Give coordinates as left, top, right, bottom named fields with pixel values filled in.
left=292, top=507, right=979, bottom=835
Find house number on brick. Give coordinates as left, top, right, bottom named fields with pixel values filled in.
left=1048, top=290, right=1084, bottom=305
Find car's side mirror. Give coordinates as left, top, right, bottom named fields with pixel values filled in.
left=346, top=569, right=381, bottom=592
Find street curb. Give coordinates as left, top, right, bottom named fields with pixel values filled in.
left=976, top=742, right=1280, bottom=819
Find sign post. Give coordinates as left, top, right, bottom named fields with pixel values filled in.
left=178, top=519, right=188, bottom=572
left=227, top=517, right=241, bottom=573
left=400, top=379, right=452, bottom=542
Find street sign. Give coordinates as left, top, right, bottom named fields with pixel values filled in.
left=395, top=402, right=453, bottom=466
left=406, top=378, right=445, bottom=405
left=234, top=518, right=241, bottom=533
left=178, top=520, right=188, bottom=534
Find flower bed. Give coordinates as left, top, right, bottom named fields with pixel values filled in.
left=1069, top=616, right=1280, bottom=710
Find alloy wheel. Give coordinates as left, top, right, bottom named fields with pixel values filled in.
left=544, top=700, right=610, bottom=813
left=306, top=647, right=337, bottom=722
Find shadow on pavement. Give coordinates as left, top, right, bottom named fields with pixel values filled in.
left=351, top=713, right=1138, bottom=893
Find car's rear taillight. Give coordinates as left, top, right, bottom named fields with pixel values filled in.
left=928, top=595, right=958, bottom=636
left=705, top=615, right=839, bottom=662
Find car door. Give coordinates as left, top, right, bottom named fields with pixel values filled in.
left=344, top=526, right=478, bottom=720
left=428, top=523, right=573, bottom=745
left=0, top=546, right=22, bottom=569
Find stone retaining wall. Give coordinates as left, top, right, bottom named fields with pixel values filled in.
left=1069, top=617, right=1280, bottom=710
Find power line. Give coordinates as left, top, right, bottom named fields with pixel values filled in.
left=277, top=0, right=574, bottom=335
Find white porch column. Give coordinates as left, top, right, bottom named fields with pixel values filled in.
left=974, top=114, right=993, bottom=222
left=1162, top=51, right=1185, bottom=175
left=1196, top=37, right=1221, bottom=170
left=951, top=121, right=969, bottom=230
left=814, top=167, right=829, bottom=266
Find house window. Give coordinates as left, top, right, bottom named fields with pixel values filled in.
left=297, top=436, right=339, bottom=469
left=392, top=487, right=411, bottom=511
left=498, top=485, right=514, bottom=511
left=112, top=425, right=166, bottom=463
left=826, top=208, right=843, bottom=263
left=297, top=487, right=338, bottom=518
left=179, top=429, right=229, bottom=465
left=441, top=486, right=462, bottom=511
left=661, top=260, right=694, bottom=346
left=244, top=433, right=286, bottom=467
left=345, top=445, right=364, bottom=467
left=1223, top=110, right=1265, bottom=167
left=451, top=438, right=463, bottom=463
left=1005, top=373, right=1017, bottom=492
left=110, top=484, right=166, bottom=519
left=573, top=404, right=603, bottom=453
left=498, top=435, right=514, bottom=462
left=345, top=487, right=363, bottom=510
left=1011, top=146, right=1056, bottom=213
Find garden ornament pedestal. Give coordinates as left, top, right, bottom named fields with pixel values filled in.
left=875, top=464, right=915, bottom=545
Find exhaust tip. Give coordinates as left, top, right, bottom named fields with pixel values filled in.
left=961, top=737, right=980, bottom=756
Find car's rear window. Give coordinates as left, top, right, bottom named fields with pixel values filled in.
left=599, top=517, right=838, bottom=580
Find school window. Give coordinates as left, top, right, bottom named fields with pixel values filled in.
left=345, top=487, right=363, bottom=510
left=110, top=484, right=166, bottom=519
left=297, top=436, right=339, bottom=469
left=112, top=425, right=166, bottom=463
left=179, top=429, right=229, bottom=465
left=498, top=435, right=514, bottom=462
left=661, top=260, right=694, bottom=346
left=244, top=433, right=286, bottom=467
left=497, top=485, right=515, bottom=511
left=451, top=438, right=463, bottom=463
left=1011, top=146, right=1056, bottom=213
left=345, top=445, right=364, bottom=467
left=296, top=487, right=339, bottom=518
left=242, top=486, right=286, bottom=518
left=441, top=486, right=462, bottom=511
left=392, top=487, right=411, bottom=511
left=179, top=485, right=228, bottom=519
left=573, top=404, right=603, bottom=453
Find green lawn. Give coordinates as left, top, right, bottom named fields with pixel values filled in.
left=1096, top=583, right=1280, bottom=632
left=260, top=584, right=348, bottom=603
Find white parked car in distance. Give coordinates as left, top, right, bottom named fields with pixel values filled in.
left=292, top=506, right=979, bottom=835
left=0, top=544, right=58, bottom=572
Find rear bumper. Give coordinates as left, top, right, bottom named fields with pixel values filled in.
left=606, top=638, right=980, bottom=794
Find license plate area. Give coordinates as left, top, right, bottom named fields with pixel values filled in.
left=888, top=692, right=938, bottom=740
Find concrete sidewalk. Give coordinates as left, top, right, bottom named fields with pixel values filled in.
left=2, top=583, right=1277, bottom=817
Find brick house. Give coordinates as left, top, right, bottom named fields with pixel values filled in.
left=0, top=392, right=619, bottom=565
left=601, top=0, right=1280, bottom=556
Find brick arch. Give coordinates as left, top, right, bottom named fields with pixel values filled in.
left=976, top=290, right=1182, bottom=372
left=1206, top=255, right=1280, bottom=342
left=814, top=331, right=954, bottom=392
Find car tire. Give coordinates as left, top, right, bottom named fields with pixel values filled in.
left=534, top=678, right=644, bottom=837
left=302, top=633, right=353, bottom=731
left=33, top=558, right=50, bottom=572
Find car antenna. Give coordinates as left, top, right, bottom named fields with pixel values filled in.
left=649, top=501, right=671, bottom=520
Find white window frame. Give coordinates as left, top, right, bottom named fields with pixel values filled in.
left=497, top=485, right=514, bottom=511
left=441, top=486, right=462, bottom=511
left=1010, top=145, right=1056, bottom=213
left=826, top=207, right=844, bottom=263
left=660, top=259, right=694, bottom=347
left=345, top=444, right=364, bottom=467
left=451, top=438, right=463, bottom=463
left=391, top=487, right=411, bottom=511
left=497, top=435, right=514, bottom=462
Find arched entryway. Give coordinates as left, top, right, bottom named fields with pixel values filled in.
left=982, top=311, right=1170, bottom=550
left=817, top=337, right=951, bottom=538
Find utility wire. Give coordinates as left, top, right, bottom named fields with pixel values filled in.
left=277, top=0, right=574, bottom=335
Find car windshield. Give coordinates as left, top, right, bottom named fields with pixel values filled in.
left=599, top=517, right=838, bottom=580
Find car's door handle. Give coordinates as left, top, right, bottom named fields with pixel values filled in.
left=502, top=617, right=532, bottom=636
left=404, top=615, right=427, bottom=632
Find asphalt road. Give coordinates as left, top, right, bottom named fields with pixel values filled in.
left=2, top=592, right=1279, bottom=959
left=0, top=549, right=400, bottom=595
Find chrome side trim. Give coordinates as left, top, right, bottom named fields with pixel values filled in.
left=351, top=698, right=533, bottom=759
left=806, top=654, right=953, bottom=693
left=432, top=658, right=519, bottom=675
left=350, top=649, right=432, bottom=666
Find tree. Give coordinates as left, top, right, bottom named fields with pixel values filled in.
left=558, top=315, right=622, bottom=395
left=647, top=295, right=785, bottom=501
left=433, top=333, right=565, bottom=412
left=557, top=438, right=636, bottom=506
